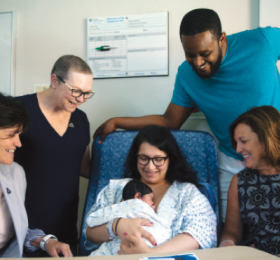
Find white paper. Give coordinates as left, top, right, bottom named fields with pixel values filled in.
left=87, top=12, right=168, bottom=78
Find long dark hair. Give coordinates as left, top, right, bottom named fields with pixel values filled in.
left=123, top=125, right=198, bottom=186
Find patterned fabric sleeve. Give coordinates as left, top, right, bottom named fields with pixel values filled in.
left=178, top=184, right=217, bottom=248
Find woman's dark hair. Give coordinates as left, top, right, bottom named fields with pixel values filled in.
left=0, top=93, right=29, bottom=132
left=122, top=180, right=153, bottom=200
left=229, top=106, right=280, bottom=168
left=180, top=8, right=222, bottom=41
left=123, top=125, right=198, bottom=186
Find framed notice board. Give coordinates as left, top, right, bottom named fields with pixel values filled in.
left=87, top=12, right=168, bottom=79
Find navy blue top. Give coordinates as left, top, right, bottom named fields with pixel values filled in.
left=15, top=93, right=90, bottom=244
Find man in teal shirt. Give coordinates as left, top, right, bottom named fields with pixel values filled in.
left=94, top=8, right=280, bottom=222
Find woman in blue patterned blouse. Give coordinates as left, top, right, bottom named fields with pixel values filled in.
left=220, top=106, right=280, bottom=256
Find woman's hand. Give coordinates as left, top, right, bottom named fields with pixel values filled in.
left=219, top=239, right=236, bottom=247
left=45, top=240, right=73, bottom=257
left=120, top=233, right=199, bottom=255
left=115, top=218, right=157, bottom=246
left=219, top=175, right=243, bottom=247
left=118, top=233, right=152, bottom=255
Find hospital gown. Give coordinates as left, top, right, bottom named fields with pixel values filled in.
left=87, top=199, right=173, bottom=256
left=83, top=178, right=217, bottom=255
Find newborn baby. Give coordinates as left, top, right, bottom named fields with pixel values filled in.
left=87, top=180, right=174, bottom=256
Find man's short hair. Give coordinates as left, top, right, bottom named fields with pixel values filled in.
left=180, top=8, right=222, bottom=40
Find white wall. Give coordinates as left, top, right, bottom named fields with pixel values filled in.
left=0, top=0, right=259, bottom=234
left=259, top=0, right=280, bottom=71
left=0, top=12, right=14, bottom=95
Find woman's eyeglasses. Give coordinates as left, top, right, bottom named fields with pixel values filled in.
left=137, top=154, right=168, bottom=167
left=56, top=75, right=94, bottom=99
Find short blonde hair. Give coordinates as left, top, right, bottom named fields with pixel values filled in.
left=51, top=55, right=92, bottom=80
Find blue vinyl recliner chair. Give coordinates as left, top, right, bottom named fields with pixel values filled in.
left=79, top=130, right=220, bottom=256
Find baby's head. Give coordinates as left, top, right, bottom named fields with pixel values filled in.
left=122, top=180, right=155, bottom=210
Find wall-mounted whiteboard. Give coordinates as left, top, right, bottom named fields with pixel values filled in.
left=0, top=12, right=13, bottom=95
left=87, top=12, right=168, bottom=79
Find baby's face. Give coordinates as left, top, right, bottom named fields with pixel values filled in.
left=140, top=193, right=155, bottom=210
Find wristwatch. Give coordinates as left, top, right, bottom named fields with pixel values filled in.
left=40, top=234, right=58, bottom=251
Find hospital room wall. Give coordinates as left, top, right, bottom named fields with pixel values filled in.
left=0, top=0, right=259, bottom=234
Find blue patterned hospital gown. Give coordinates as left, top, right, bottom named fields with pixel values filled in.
left=83, top=179, right=217, bottom=255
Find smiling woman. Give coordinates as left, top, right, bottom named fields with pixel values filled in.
left=0, top=127, right=22, bottom=165
left=0, top=94, right=29, bottom=166
left=220, top=106, right=280, bottom=256
left=85, top=125, right=217, bottom=256
left=0, top=93, right=72, bottom=257
left=14, top=55, right=94, bottom=256
left=233, top=124, right=265, bottom=170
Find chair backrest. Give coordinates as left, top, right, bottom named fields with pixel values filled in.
left=79, top=130, right=220, bottom=256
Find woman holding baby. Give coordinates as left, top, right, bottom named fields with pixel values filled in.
left=84, top=125, right=217, bottom=255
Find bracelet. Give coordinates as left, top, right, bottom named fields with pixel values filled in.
left=219, top=239, right=236, bottom=247
left=40, top=234, right=58, bottom=251
left=107, top=219, right=117, bottom=239
left=114, top=217, right=122, bottom=236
